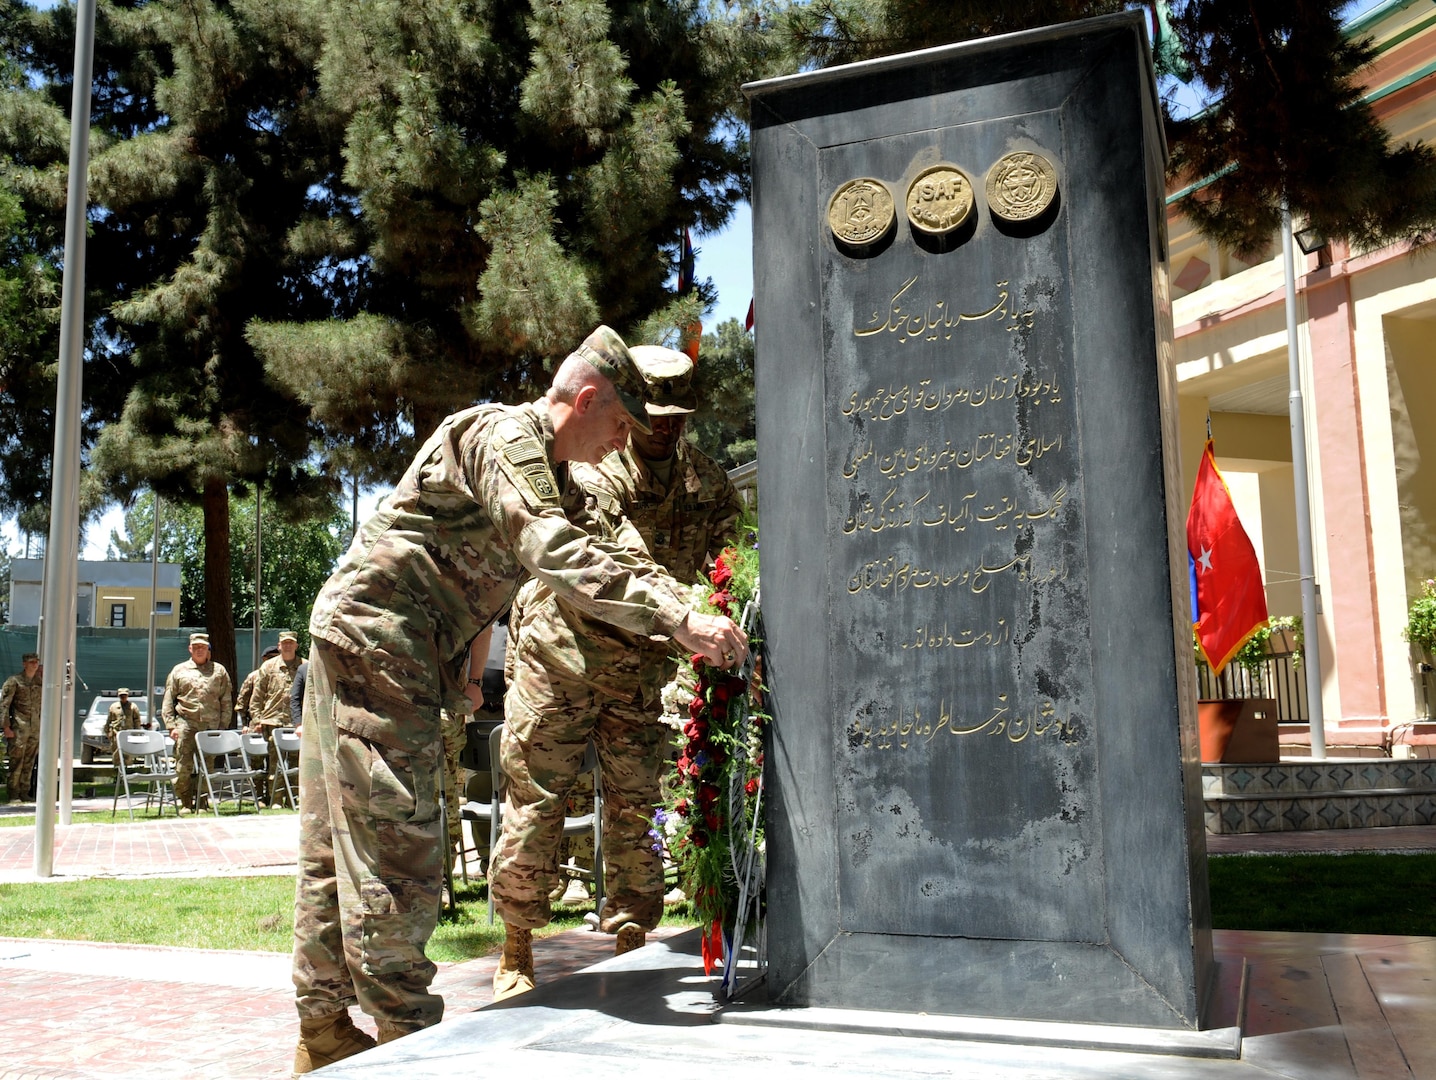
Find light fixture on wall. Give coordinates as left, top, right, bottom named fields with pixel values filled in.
left=1293, top=222, right=1326, bottom=254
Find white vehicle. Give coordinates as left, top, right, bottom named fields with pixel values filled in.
left=79, top=693, right=153, bottom=763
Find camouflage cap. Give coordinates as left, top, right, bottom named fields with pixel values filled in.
left=21, top=652, right=38, bottom=663
left=189, top=633, right=210, bottom=647
left=630, top=345, right=697, bottom=416
left=277, top=631, right=298, bottom=643
left=117, top=687, right=131, bottom=696
left=570, top=325, right=653, bottom=435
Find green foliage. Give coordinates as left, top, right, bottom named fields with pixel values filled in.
left=684, top=318, right=756, bottom=470
left=108, top=490, right=347, bottom=650
left=251, top=0, right=781, bottom=465
left=1170, top=0, right=1436, bottom=256
left=1193, top=614, right=1302, bottom=675
left=1405, top=577, right=1436, bottom=655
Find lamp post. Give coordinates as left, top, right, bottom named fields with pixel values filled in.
left=1280, top=200, right=1327, bottom=760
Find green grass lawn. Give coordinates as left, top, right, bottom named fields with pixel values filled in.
left=0, top=853, right=1431, bottom=961
left=0, top=874, right=692, bottom=961
left=1207, top=852, right=1436, bottom=937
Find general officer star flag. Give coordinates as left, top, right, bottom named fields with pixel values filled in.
left=1188, top=439, right=1268, bottom=675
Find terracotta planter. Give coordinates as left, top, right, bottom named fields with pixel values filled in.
left=1198, top=698, right=1280, bottom=763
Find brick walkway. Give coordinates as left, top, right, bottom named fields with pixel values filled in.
left=0, top=804, right=1433, bottom=1078
left=0, top=803, right=683, bottom=1079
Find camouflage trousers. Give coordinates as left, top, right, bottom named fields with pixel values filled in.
left=489, top=673, right=667, bottom=933
left=6, top=726, right=37, bottom=802
left=441, top=709, right=466, bottom=855
left=291, top=640, right=445, bottom=1028
left=172, top=718, right=225, bottom=809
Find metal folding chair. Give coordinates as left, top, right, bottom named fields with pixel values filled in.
left=272, top=727, right=301, bottom=808
left=462, top=722, right=603, bottom=923
left=241, top=731, right=271, bottom=805
left=111, top=729, right=179, bottom=820
left=193, top=729, right=264, bottom=815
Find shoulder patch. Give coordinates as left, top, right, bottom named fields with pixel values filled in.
left=503, top=437, right=559, bottom=504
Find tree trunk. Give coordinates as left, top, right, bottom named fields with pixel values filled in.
left=202, top=476, right=237, bottom=682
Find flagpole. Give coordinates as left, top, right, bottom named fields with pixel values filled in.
left=35, top=0, right=98, bottom=875
left=1281, top=200, right=1326, bottom=760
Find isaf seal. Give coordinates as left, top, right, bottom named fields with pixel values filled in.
left=905, top=165, right=974, bottom=235
left=828, top=178, right=896, bottom=245
left=985, top=152, right=1058, bottom=222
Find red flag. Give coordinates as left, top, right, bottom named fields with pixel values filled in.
left=1187, top=439, right=1268, bottom=674
left=744, top=297, right=754, bottom=331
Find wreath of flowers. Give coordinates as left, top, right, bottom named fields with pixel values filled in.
left=653, top=525, right=765, bottom=975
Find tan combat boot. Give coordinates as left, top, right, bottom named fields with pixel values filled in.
left=292, top=1012, right=376, bottom=1076
left=376, top=1020, right=423, bottom=1045
left=614, top=922, right=646, bottom=956
left=492, top=924, right=535, bottom=1001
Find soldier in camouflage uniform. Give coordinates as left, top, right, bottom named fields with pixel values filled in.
left=1, top=653, right=42, bottom=803
left=235, top=645, right=279, bottom=730
left=492, top=345, right=743, bottom=968
left=248, top=634, right=303, bottom=805
left=105, top=688, right=144, bottom=755
left=290, top=325, right=749, bottom=1074
left=162, top=632, right=234, bottom=812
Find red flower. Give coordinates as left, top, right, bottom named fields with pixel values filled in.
left=689, top=695, right=706, bottom=719
left=689, top=653, right=707, bottom=668
left=704, top=811, right=720, bottom=831
left=709, top=589, right=733, bottom=614
left=674, top=799, right=689, bottom=817
left=710, top=556, right=734, bottom=588
left=711, top=683, right=731, bottom=704
left=745, top=777, right=759, bottom=796
left=691, top=829, right=709, bottom=848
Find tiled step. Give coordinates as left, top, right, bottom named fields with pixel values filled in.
left=1203, top=760, right=1436, bottom=834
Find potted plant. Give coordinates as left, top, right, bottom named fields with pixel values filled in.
left=1405, top=577, right=1436, bottom=657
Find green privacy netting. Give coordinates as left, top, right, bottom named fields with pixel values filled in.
left=0, top=626, right=286, bottom=750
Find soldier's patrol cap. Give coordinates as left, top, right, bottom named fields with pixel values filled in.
left=278, top=631, right=298, bottom=644
left=21, top=652, right=38, bottom=663
left=630, top=346, right=697, bottom=416
left=189, top=633, right=210, bottom=647
left=117, top=687, right=131, bottom=696
left=570, top=325, right=653, bottom=435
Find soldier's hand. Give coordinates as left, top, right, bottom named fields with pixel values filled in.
left=675, top=610, right=749, bottom=670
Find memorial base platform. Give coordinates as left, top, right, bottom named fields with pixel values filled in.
left=316, top=926, right=1436, bottom=1079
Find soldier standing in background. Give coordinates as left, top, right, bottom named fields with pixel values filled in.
left=0, top=652, right=42, bottom=803
left=491, top=345, right=743, bottom=994
left=235, top=645, right=280, bottom=730
left=105, top=688, right=144, bottom=755
left=290, top=325, right=747, bottom=1074
left=162, top=632, right=233, bottom=813
left=248, top=633, right=303, bottom=806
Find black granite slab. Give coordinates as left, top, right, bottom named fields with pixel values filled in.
left=746, top=12, right=1210, bottom=1028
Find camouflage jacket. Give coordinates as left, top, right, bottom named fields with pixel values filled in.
left=511, top=438, right=742, bottom=705
left=162, top=659, right=233, bottom=730
left=105, top=701, right=143, bottom=740
left=234, top=670, right=259, bottom=722
left=0, top=672, right=42, bottom=731
left=250, top=654, right=303, bottom=725
left=309, top=399, right=691, bottom=752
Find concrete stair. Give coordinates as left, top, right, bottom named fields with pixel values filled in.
left=1203, top=758, right=1436, bottom=834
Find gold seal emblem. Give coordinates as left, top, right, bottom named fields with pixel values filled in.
left=828, top=178, right=895, bottom=245
left=904, top=165, right=974, bottom=235
left=985, top=152, right=1058, bottom=222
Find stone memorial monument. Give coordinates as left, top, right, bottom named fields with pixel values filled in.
left=746, top=13, right=1212, bottom=1030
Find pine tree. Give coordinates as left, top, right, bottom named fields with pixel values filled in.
left=73, top=0, right=343, bottom=676
left=249, top=0, right=775, bottom=475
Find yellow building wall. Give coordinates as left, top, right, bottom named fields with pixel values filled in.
left=91, top=586, right=183, bottom=629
